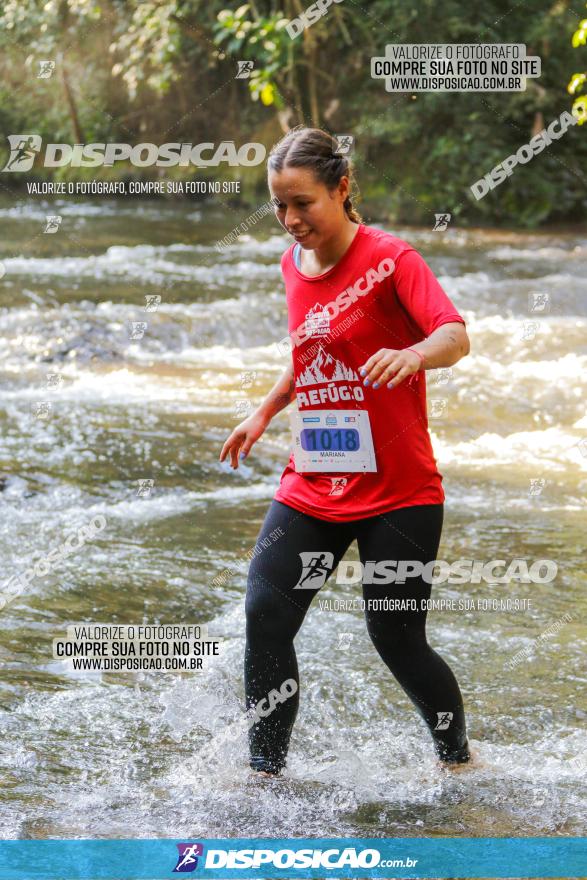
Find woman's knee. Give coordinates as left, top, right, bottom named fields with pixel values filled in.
left=365, top=616, right=427, bottom=660
left=245, top=575, right=298, bottom=643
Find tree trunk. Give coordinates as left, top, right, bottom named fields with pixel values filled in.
left=305, top=40, right=320, bottom=127
left=59, top=55, right=84, bottom=143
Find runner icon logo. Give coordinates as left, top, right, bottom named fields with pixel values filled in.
left=329, top=477, right=348, bottom=496
left=337, top=632, right=354, bottom=651
left=433, top=213, right=451, bottom=231
left=294, top=551, right=335, bottom=589
left=173, top=843, right=204, bottom=873
left=434, top=711, right=453, bottom=730
left=334, top=134, right=354, bottom=155
left=2, top=135, right=42, bottom=172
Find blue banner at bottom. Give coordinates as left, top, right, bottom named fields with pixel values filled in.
left=0, top=837, right=585, bottom=879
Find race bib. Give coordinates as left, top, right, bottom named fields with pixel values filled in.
left=289, top=409, right=377, bottom=473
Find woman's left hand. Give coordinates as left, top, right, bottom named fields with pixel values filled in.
left=358, top=348, right=423, bottom=389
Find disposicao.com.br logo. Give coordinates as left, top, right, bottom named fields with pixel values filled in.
left=1, top=135, right=266, bottom=171
left=173, top=843, right=417, bottom=871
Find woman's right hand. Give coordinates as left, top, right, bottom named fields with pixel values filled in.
left=219, top=411, right=270, bottom=470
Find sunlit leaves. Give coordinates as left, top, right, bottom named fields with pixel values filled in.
left=572, top=96, right=587, bottom=123
left=567, top=72, right=586, bottom=94
left=213, top=6, right=290, bottom=108
left=108, top=2, right=181, bottom=100
left=567, top=3, right=587, bottom=125
left=571, top=17, right=587, bottom=47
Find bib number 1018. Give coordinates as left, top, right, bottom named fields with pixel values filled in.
left=300, top=428, right=360, bottom=452
left=289, top=408, right=377, bottom=472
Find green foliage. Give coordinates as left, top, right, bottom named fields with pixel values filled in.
left=568, top=4, right=587, bottom=123
left=0, top=0, right=585, bottom=225
left=109, top=2, right=183, bottom=99
left=213, top=5, right=291, bottom=106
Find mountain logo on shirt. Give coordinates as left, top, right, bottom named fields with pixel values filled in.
left=296, top=345, right=359, bottom=387
left=304, top=303, right=330, bottom=337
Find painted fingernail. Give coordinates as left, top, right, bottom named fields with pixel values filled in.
left=359, top=368, right=366, bottom=376
left=363, top=378, right=370, bottom=386
left=373, top=382, right=379, bottom=389
left=240, top=452, right=247, bottom=459
left=387, top=382, right=393, bottom=388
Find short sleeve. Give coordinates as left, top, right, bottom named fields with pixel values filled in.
left=392, top=248, right=465, bottom=337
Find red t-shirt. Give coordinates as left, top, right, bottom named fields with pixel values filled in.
left=273, top=223, right=465, bottom=522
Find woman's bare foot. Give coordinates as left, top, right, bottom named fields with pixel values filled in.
left=249, top=768, right=280, bottom=779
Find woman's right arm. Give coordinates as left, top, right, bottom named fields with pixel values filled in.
left=219, top=361, right=296, bottom=469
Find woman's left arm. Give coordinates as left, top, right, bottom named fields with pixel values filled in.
left=408, top=321, right=470, bottom=368
left=359, top=321, right=470, bottom=389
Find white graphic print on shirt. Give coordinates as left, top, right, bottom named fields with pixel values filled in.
left=295, top=345, right=365, bottom=408
left=304, top=303, right=331, bottom=338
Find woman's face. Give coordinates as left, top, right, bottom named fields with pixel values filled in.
left=268, top=166, right=349, bottom=248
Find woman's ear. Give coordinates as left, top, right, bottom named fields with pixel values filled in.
left=338, top=174, right=350, bottom=202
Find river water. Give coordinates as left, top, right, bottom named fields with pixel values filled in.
left=0, top=196, right=585, bottom=840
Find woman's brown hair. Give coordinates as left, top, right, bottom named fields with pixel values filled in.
left=267, top=126, right=362, bottom=224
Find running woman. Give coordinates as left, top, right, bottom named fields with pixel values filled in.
left=220, top=127, right=473, bottom=777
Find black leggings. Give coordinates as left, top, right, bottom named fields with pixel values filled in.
left=244, top=500, right=470, bottom=773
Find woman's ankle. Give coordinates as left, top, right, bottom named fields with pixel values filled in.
left=435, top=738, right=471, bottom=765
left=249, top=756, right=284, bottom=775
